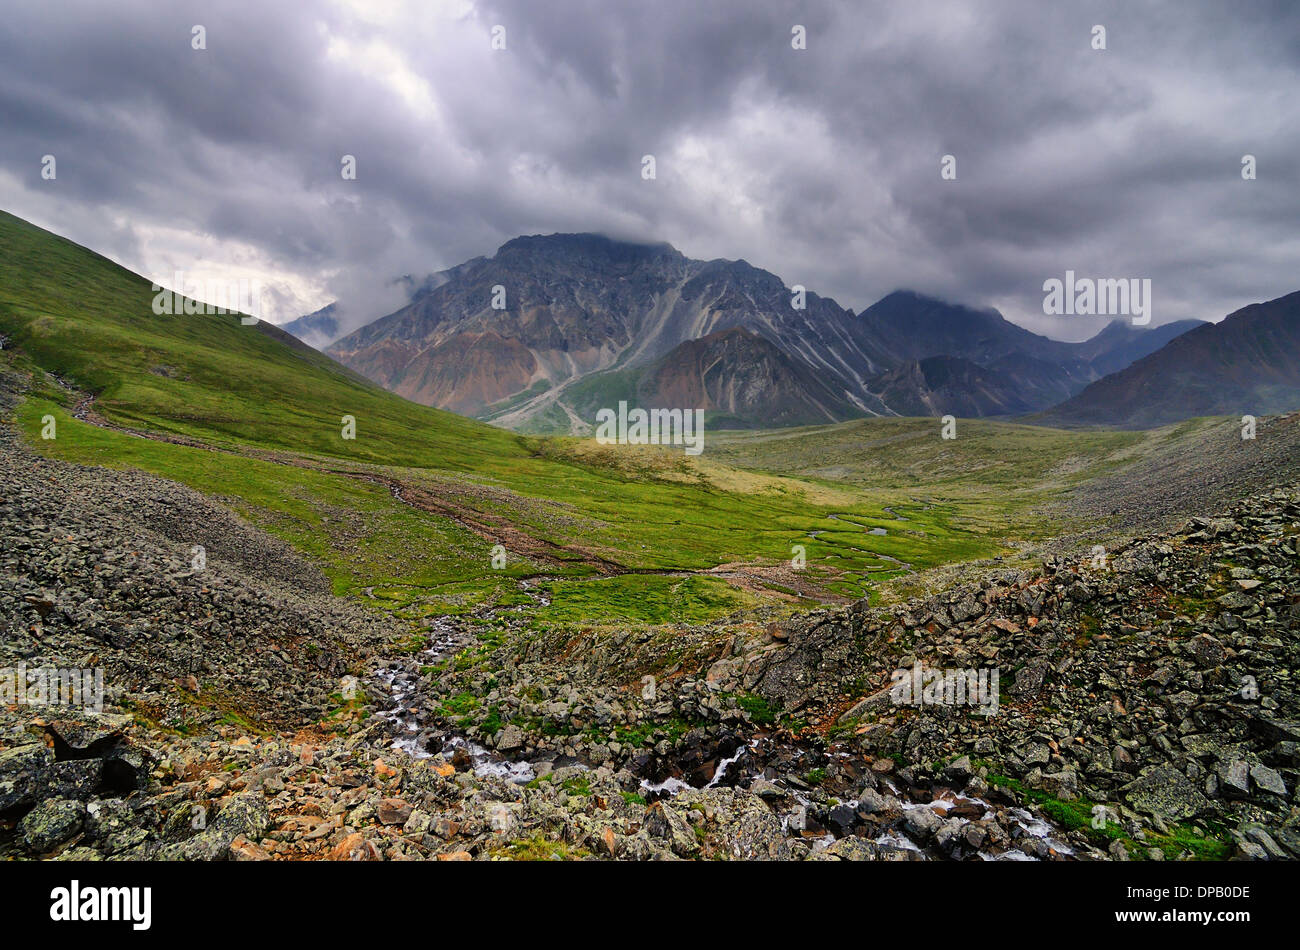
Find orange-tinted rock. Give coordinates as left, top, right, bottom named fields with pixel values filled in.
left=229, top=835, right=271, bottom=861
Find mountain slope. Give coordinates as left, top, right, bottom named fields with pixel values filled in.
left=638, top=327, right=861, bottom=427
left=0, top=211, right=514, bottom=468
left=559, top=327, right=861, bottom=430
left=868, top=355, right=1035, bottom=417
left=1040, top=291, right=1300, bottom=428
left=859, top=291, right=1100, bottom=412
left=860, top=290, right=1078, bottom=366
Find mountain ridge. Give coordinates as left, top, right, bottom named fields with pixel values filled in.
left=324, top=233, right=1207, bottom=430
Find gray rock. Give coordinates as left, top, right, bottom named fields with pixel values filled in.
left=904, top=805, right=943, bottom=840
left=1243, top=825, right=1288, bottom=860
left=0, top=742, right=53, bottom=812
left=1036, top=769, right=1079, bottom=799
left=1217, top=760, right=1251, bottom=798
left=495, top=724, right=525, bottom=752
left=819, top=836, right=879, bottom=861
left=20, top=798, right=86, bottom=853
left=1122, top=766, right=1210, bottom=821
left=85, top=798, right=135, bottom=841
left=1188, top=633, right=1228, bottom=666
left=1249, top=764, right=1287, bottom=797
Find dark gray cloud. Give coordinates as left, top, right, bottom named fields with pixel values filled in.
left=1, top=0, right=1296, bottom=339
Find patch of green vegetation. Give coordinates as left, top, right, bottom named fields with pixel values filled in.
left=708, top=418, right=1149, bottom=498
left=780, top=714, right=811, bottom=733
left=826, top=717, right=859, bottom=740
left=1167, top=593, right=1222, bottom=620
left=734, top=693, right=777, bottom=725
left=171, top=686, right=274, bottom=736
left=534, top=574, right=756, bottom=625
left=1152, top=823, right=1232, bottom=861
left=157, top=712, right=204, bottom=737
left=491, top=834, right=590, bottom=861
left=803, top=768, right=827, bottom=786
left=440, top=692, right=481, bottom=717
left=323, top=689, right=370, bottom=727
left=594, top=715, right=698, bottom=748
left=393, top=633, right=430, bottom=654
left=1074, top=611, right=1102, bottom=646
left=560, top=775, right=592, bottom=797
left=480, top=704, right=503, bottom=737
left=217, top=711, right=265, bottom=733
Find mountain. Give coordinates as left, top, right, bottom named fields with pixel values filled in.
left=857, top=292, right=1203, bottom=414
left=328, top=235, right=1204, bottom=430
left=860, top=290, right=1082, bottom=367
left=1073, top=318, right=1206, bottom=377
left=280, top=303, right=341, bottom=349
left=328, top=233, right=895, bottom=427
left=858, top=290, right=1094, bottom=409
left=1041, top=291, right=1300, bottom=428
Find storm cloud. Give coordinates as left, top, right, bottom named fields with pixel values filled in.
left=1, top=0, right=1297, bottom=338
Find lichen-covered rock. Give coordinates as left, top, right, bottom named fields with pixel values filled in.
left=0, top=742, right=53, bottom=812
left=19, top=798, right=86, bottom=853
left=1122, top=766, right=1210, bottom=821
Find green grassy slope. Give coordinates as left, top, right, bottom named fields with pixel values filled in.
left=706, top=418, right=1149, bottom=492
left=0, top=210, right=520, bottom=467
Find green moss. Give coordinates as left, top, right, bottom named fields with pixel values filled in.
left=735, top=693, right=777, bottom=725
left=440, top=692, right=481, bottom=717
left=589, top=715, right=699, bottom=748
left=560, top=775, right=592, bottom=797
left=481, top=704, right=503, bottom=737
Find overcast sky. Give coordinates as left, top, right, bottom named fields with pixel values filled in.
left=1, top=0, right=1297, bottom=339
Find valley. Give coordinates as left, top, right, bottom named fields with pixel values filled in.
left=1, top=210, right=1297, bottom=864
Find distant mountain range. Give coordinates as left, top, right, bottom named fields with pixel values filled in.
left=275, top=232, right=1295, bottom=431
left=1040, top=290, right=1300, bottom=428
